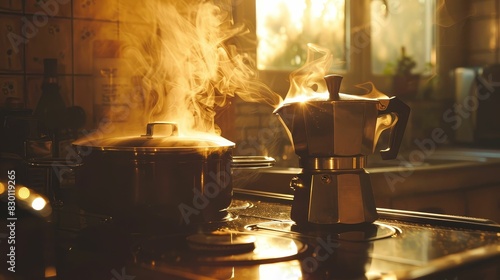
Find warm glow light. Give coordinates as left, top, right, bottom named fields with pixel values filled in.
left=17, top=187, right=30, bottom=200
left=45, top=266, right=57, bottom=277
left=0, top=182, right=5, bottom=195
left=259, top=260, right=302, bottom=280
left=32, top=197, right=47, bottom=211
left=489, top=22, right=498, bottom=50
left=254, top=238, right=298, bottom=258
left=117, top=0, right=282, bottom=137
left=256, top=0, right=346, bottom=70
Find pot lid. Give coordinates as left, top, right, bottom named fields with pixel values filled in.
left=73, top=122, right=235, bottom=152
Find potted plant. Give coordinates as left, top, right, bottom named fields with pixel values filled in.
left=384, top=46, right=420, bottom=98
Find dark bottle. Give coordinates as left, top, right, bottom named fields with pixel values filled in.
left=34, top=59, right=67, bottom=156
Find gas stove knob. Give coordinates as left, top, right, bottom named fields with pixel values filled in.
left=290, top=176, right=303, bottom=191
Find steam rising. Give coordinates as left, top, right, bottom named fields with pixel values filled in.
left=284, top=44, right=332, bottom=103
left=118, top=0, right=282, bottom=136
left=284, top=43, right=389, bottom=104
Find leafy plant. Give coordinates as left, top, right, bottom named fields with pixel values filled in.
left=395, top=46, right=416, bottom=75
left=383, top=46, right=417, bottom=76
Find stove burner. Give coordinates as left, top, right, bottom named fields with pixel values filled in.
left=247, top=221, right=398, bottom=242
left=186, top=232, right=256, bottom=254
left=134, top=230, right=307, bottom=266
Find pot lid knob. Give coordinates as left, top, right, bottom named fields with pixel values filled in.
left=142, top=122, right=179, bottom=138
left=324, top=74, right=343, bottom=101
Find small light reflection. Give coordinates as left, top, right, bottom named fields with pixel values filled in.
left=32, top=197, right=47, bottom=211
left=17, top=186, right=30, bottom=200
left=254, top=237, right=299, bottom=259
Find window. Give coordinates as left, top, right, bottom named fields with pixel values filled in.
left=250, top=0, right=436, bottom=83
left=370, top=0, right=436, bottom=75
left=256, top=0, right=347, bottom=71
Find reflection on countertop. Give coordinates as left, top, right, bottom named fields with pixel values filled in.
left=59, top=198, right=500, bottom=279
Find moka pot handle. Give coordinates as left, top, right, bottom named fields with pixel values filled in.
left=377, top=96, right=410, bottom=160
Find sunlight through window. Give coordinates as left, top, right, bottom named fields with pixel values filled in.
left=371, top=0, right=436, bottom=75
left=256, top=0, right=346, bottom=71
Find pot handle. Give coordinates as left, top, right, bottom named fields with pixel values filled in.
left=231, top=156, right=275, bottom=169
left=143, top=122, right=179, bottom=137
left=27, top=158, right=82, bottom=168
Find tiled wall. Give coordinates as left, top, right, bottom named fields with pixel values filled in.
left=466, top=0, right=500, bottom=65
left=231, top=99, right=292, bottom=164
left=0, top=0, right=290, bottom=163
left=0, top=0, right=119, bottom=129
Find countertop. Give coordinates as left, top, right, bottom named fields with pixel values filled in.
left=235, top=147, right=500, bottom=196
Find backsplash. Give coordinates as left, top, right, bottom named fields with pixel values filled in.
left=0, top=0, right=278, bottom=156
left=0, top=0, right=119, bottom=129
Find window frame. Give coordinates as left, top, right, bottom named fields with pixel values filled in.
left=232, top=0, right=437, bottom=95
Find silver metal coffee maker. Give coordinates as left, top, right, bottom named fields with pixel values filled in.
left=274, top=75, right=410, bottom=225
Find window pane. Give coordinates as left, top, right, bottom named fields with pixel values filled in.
left=256, top=0, right=346, bottom=71
left=371, top=0, right=436, bottom=75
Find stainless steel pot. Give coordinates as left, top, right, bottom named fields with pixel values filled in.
left=72, top=122, right=274, bottom=226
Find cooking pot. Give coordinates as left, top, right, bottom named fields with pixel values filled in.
left=71, top=122, right=274, bottom=227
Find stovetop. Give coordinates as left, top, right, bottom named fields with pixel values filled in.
left=46, top=190, right=500, bottom=280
